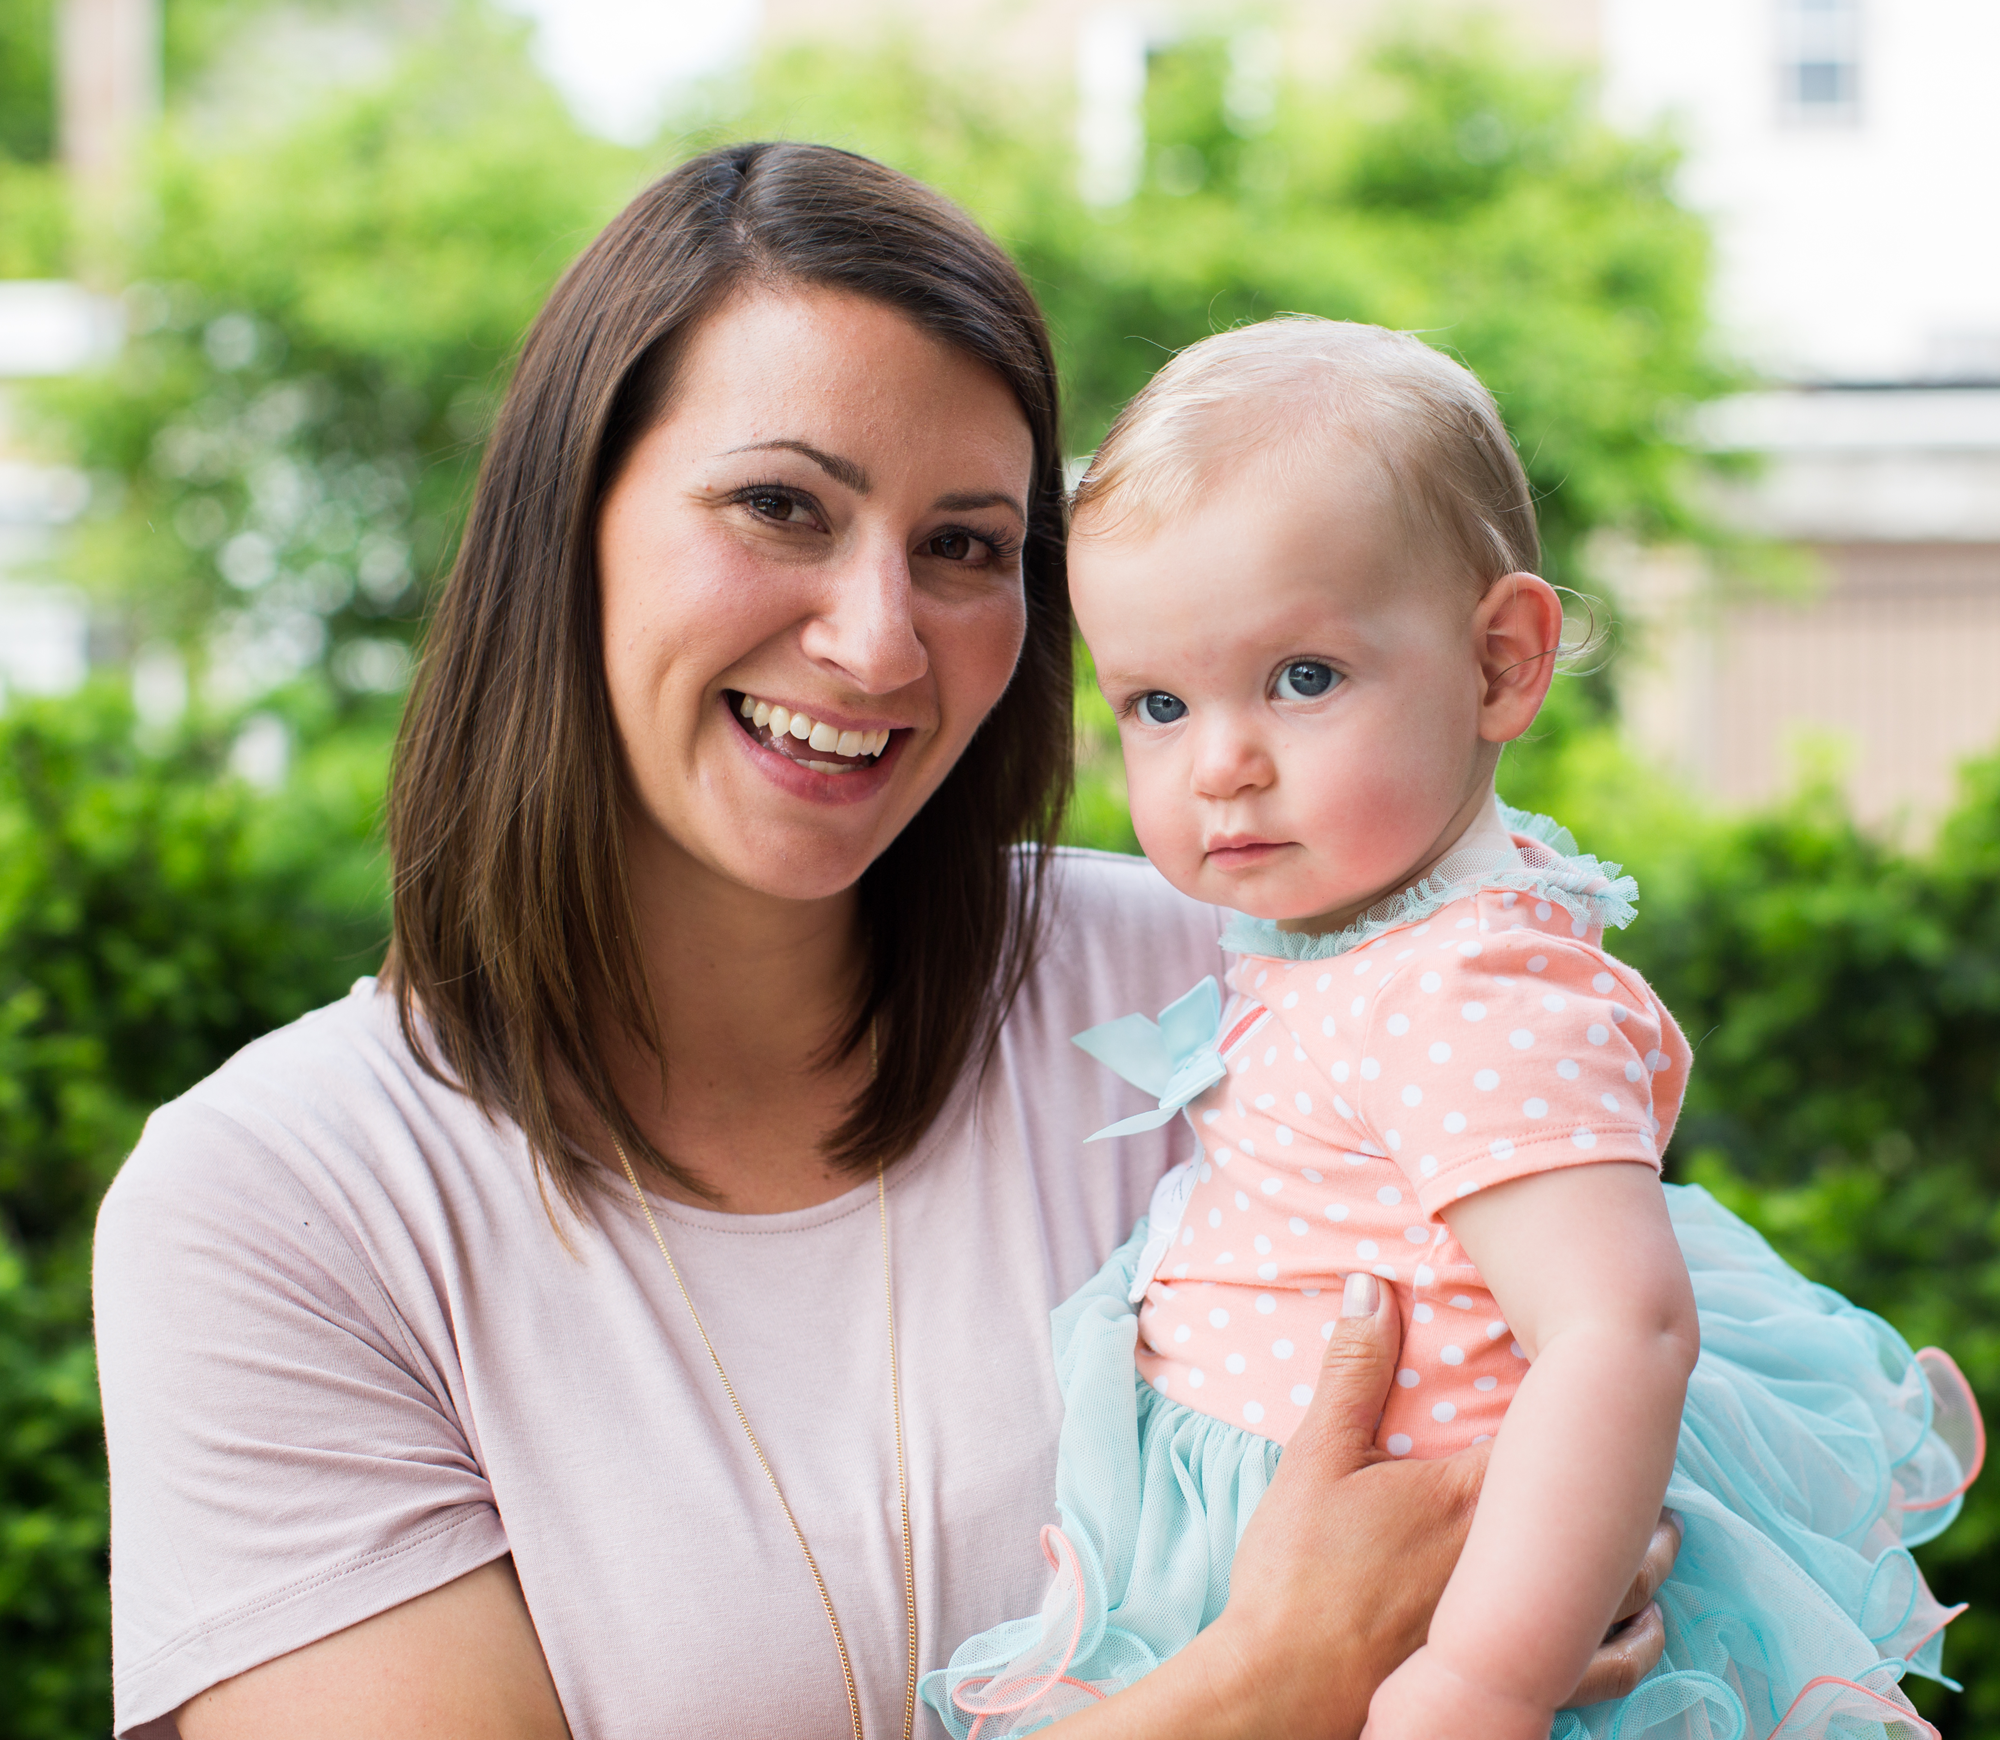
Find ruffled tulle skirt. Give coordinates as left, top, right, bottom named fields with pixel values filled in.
left=920, top=1185, right=1983, bottom=1740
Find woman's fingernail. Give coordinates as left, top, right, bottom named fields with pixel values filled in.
left=1342, top=1271, right=1379, bottom=1317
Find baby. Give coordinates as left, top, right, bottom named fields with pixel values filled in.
left=922, top=318, right=1974, bottom=1740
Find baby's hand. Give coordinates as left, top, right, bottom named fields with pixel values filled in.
left=1361, top=1644, right=1555, bottom=1740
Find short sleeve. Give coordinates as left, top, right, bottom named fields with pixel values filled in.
left=1346, top=900, right=1690, bottom=1217
left=94, top=1100, right=508, bottom=1733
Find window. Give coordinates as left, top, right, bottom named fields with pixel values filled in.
left=1778, top=0, right=1862, bottom=124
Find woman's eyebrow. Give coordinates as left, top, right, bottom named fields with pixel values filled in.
left=722, top=439, right=870, bottom=492
left=935, top=490, right=1026, bottom=520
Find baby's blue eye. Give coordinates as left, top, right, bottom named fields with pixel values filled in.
left=1275, top=661, right=1340, bottom=701
left=1142, top=692, right=1188, bottom=724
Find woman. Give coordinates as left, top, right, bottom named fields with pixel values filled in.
left=95, top=143, right=1672, bottom=1739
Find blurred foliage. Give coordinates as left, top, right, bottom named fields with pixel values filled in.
left=0, top=0, right=53, bottom=162
left=0, top=684, right=392, bottom=1736
left=39, top=6, right=636, bottom=691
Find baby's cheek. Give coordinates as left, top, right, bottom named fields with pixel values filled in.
left=1125, top=763, right=1204, bottom=887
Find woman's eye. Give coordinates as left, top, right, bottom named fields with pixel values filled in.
left=1141, top=692, right=1188, bottom=724
left=1275, top=661, right=1340, bottom=701
left=929, top=530, right=976, bottom=561
left=746, top=490, right=812, bottom=525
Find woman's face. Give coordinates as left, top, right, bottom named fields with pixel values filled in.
left=598, top=286, right=1034, bottom=905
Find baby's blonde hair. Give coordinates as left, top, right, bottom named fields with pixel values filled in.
left=1072, top=316, right=1540, bottom=590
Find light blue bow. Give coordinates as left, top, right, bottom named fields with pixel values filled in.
left=1072, top=975, right=1226, bottom=1142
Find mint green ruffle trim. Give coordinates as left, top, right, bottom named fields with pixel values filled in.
left=1218, top=804, right=1640, bottom=964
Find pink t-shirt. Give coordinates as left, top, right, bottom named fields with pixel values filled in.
left=93, top=850, right=1225, bottom=1740
left=1137, top=882, right=1690, bottom=1454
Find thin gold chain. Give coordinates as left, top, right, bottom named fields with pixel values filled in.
left=613, top=1020, right=914, bottom=1740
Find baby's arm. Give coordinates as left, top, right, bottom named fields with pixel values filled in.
left=1363, top=1162, right=1698, bottom=1740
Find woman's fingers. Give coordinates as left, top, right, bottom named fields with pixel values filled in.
left=1568, top=1602, right=1667, bottom=1707
left=1285, top=1271, right=1401, bottom=1476
left=1611, top=1511, right=1682, bottom=1625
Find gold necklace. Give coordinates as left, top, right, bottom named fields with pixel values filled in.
left=612, top=1026, right=916, bottom=1740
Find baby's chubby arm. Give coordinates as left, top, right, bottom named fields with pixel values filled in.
left=1362, top=1162, right=1698, bottom=1740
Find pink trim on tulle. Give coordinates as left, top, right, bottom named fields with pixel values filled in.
left=1898, top=1601, right=1968, bottom=1666
left=1768, top=1673, right=1940, bottom=1739
left=956, top=1525, right=1104, bottom=1740
left=1900, top=1348, right=1985, bottom=1511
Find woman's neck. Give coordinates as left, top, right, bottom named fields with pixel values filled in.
left=602, top=822, right=877, bottom=1215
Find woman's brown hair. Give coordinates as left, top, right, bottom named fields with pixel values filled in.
left=385, top=142, right=1072, bottom=1206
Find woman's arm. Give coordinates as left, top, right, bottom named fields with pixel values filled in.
left=1048, top=1270, right=1680, bottom=1740
left=1364, top=1164, right=1699, bottom=1740
left=174, top=1557, right=570, bottom=1740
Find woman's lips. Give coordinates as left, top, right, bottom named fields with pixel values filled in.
left=730, top=690, right=895, bottom=773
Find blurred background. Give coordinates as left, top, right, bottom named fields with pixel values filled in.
left=2, top=0, right=1998, bottom=1731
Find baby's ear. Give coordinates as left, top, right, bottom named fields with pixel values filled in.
left=1474, top=572, right=1564, bottom=744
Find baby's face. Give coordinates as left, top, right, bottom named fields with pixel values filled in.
left=1070, top=451, right=1506, bottom=930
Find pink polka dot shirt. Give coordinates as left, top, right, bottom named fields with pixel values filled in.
left=1134, top=882, right=1691, bottom=1456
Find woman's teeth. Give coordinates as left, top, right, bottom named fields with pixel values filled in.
left=736, top=694, right=890, bottom=766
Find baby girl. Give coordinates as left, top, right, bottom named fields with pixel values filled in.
left=923, top=318, right=1976, bottom=1740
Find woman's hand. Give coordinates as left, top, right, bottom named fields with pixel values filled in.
left=1047, top=1272, right=1675, bottom=1740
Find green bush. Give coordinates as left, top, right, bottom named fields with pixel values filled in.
left=0, top=685, right=391, bottom=1736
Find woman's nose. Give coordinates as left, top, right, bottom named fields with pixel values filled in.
left=798, top=541, right=929, bottom=694
left=1191, top=717, right=1275, bottom=800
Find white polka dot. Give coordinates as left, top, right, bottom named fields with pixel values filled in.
left=1461, top=1002, right=1487, bottom=1022
left=1420, top=1154, right=1438, bottom=1175
left=1474, top=1069, right=1499, bottom=1092
left=1360, top=1057, right=1381, bottom=1080
left=1350, top=996, right=1365, bottom=1017
left=1473, top=1433, right=1493, bottom=1444
left=1510, top=1340, right=1527, bottom=1359
left=1385, top=1130, right=1403, bottom=1154
left=1257, top=1262, right=1278, bottom=1281
left=1290, top=1383, right=1313, bottom=1406
left=1202, top=1108, right=1221, bottom=1125
left=1526, top=954, right=1548, bottom=972
left=1172, top=1320, right=1193, bottom=1343
left=1353, top=959, right=1373, bottom=977
left=1216, top=1251, right=1234, bottom=1264
left=1288, top=1216, right=1308, bottom=1235
left=1486, top=1320, right=1508, bottom=1339
left=1172, top=1262, right=1189, bottom=1277
left=1226, top=1352, right=1247, bottom=1374
left=1458, top=941, right=1482, bottom=957
left=1535, top=902, right=1552, bottom=920
left=1234, top=1099, right=1246, bottom=1117
left=1239, top=1138, right=1256, bottom=1157
left=1558, top=1059, right=1581, bottom=1080
left=1321, top=1015, right=1337, bottom=1037
left=1440, top=1344, right=1464, bottom=1365
left=1274, top=1338, right=1295, bottom=1359
left=1401, top=1084, right=1423, bottom=1106
left=1254, top=970, right=1269, bottom=988
left=1501, top=892, right=1517, bottom=908
left=1455, top=916, right=1476, bottom=930
left=1331, top=1061, right=1350, bottom=1083
left=1443, top=1111, right=1468, bottom=1133
left=1263, top=1046, right=1277, bottom=1066
left=1260, top=1177, right=1283, bottom=1196
left=1324, top=1202, right=1349, bottom=1221
left=1428, top=1042, right=1452, bottom=1065
left=1590, top=972, right=1613, bottom=993
left=1523, top=1098, right=1548, bottom=1118
left=1198, top=1160, right=1214, bottom=1182
left=1572, top=1127, right=1597, bottom=1149
left=1432, top=1401, right=1457, bottom=1423
left=1209, top=1308, right=1230, bottom=1328
left=1601, top=1092, right=1621, bottom=1113
left=1474, top=1375, right=1498, bottom=1392
left=1456, top=1180, right=1479, bottom=1197
left=1386, top=1013, right=1411, bottom=1036
left=1541, top=993, right=1566, bottom=1012
left=1586, top=1024, right=1609, bottom=1045
left=1275, top=1126, right=1294, bottom=1146
left=1234, top=1191, right=1250, bottom=1210
left=1414, top=1302, right=1434, bottom=1323
left=1187, top=1367, right=1205, bottom=1388
left=1612, top=1005, right=1632, bottom=1025
left=1356, top=1239, right=1379, bottom=1259
left=1450, top=1294, right=1473, bottom=1309
left=1254, top=1092, right=1276, bottom=1110
left=1281, top=991, right=1299, bottom=1009
left=1208, top=1207, right=1223, bottom=1228
left=1397, top=1368, right=1421, bottom=1388
left=1572, top=916, right=1589, bottom=936
left=1648, top=1049, right=1669, bottom=1072
left=1333, top=1095, right=1355, bottom=1118
left=1255, top=1293, right=1278, bottom=1315
left=1253, top=1234, right=1272, bottom=1255
left=1623, top=1060, right=1644, bottom=1084
left=1376, top=1184, right=1402, bottom=1206
left=1490, top=1137, right=1514, bottom=1159
left=1414, top=1264, right=1435, bottom=1285
left=1509, top=1028, right=1535, bottom=1050
left=1302, top=1168, right=1323, bottom=1183
left=1404, top=1224, right=1429, bottom=1243
left=1152, top=1374, right=1171, bottom=1394
left=1181, top=1225, right=1195, bottom=1245
left=1387, top=1433, right=1413, bottom=1455
left=1418, top=972, right=1441, bottom=995
left=1321, top=1320, right=1337, bottom=1341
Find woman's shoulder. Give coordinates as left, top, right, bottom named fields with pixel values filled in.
left=1039, top=846, right=1222, bottom=948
